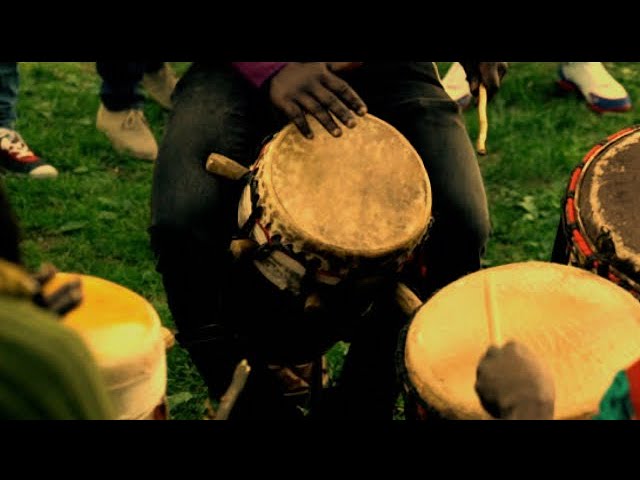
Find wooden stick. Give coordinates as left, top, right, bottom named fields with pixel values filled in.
left=395, top=282, right=423, bottom=318
left=483, top=272, right=503, bottom=346
left=476, top=84, right=488, bottom=156
left=205, top=153, right=250, bottom=181
left=214, top=359, right=251, bottom=420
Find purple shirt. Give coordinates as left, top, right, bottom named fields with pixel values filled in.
left=231, top=62, right=289, bottom=88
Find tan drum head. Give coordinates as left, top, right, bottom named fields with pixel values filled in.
left=404, top=262, right=640, bottom=420
left=255, top=114, right=432, bottom=259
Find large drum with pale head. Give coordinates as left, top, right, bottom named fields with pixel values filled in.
left=399, top=261, right=640, bottom=420
left=235, top=113, right=432, bottom=296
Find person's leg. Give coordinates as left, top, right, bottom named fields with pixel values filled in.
left=324, top=62, right=491, bottom=419
left=0, top=63, right=57, bottom=178
left=141, top=62, right=179, bottom=110
left=0, top=62, right=18, bottom=130
left=350, top=62, right=491, bottom=298
left=150, top=62, right=314, bottom=419
left=97, top=62, right=146, bottom=111
left=95, top=62, right=158, bottom=160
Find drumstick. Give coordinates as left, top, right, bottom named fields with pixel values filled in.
left=476, top=84, right=488, bottom=156
left=483, top=273, right=503, bottom=346
left=214, top=359, right=251, bottom=420
left=395, top=282, right=423, bottom=318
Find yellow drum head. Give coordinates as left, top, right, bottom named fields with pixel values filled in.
left=404, top=261, right=640, bottom=420
left=43, top=273, right=166, bottom=419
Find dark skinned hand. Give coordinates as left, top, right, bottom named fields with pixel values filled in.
left=268, top=62, right=368, bottom=139
left=475, top=340, right=556, bottom=420
left=459, top=62, right=508, bottom=100
left=32, top=263, right=83, bottom=317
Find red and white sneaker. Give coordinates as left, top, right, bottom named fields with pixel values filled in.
left=557, top=62, right=632, bottom=113
left=0, top=128, right=58, bottom=178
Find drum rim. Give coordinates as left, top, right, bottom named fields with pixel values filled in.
left=562, top=125, right=640, bottom=294
left=256, top=113, right=433, bottom=259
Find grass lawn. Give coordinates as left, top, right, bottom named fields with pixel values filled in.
left=4, top=62, right=640, bottom=419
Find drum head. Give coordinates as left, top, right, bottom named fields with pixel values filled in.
left=45, top=273, right=161, bottom=363
left=404, top=262, right=640, bottom=420
left=577, top=127, right=640, bottom=274
left=256, top=114, right=432, bottom=259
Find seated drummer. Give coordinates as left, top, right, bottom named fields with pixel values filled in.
left=475, top=341, right=639, bottom=420
left=149, top=62, right=507, bottom=420
left=0, top=180, right=114, bottom=420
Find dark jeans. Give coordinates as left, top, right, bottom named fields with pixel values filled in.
left=150, top=62, right=491, bottom=419
left=96, top=62, right=164, bottom=111
left=0, top=62, right=18, bottom=129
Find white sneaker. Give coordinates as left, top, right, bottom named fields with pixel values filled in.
left=96, top=104, right=158, bottom=161
left=558, top=62, right=631, bottom=113
left=441, top=62, right=473, bottom=110
left=0, top=128, right=58, bottom=178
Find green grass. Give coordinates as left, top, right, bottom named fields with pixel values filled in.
left=5, top=62, right=640, bottom=419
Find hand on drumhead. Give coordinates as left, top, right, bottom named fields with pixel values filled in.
left=268, top=62, right=368, bottom=139
left=32, top=263, right=83, bottom=317
left=475, top=340, right=555, bottom=420
left=459, top=62, right=508, bottom=100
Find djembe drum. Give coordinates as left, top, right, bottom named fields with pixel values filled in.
left=205, top=114, right=433, bottom=409
left=398, top=261, right=640, bottom=420
left=552, top=125, right=640, bottom=299
left=207, top=113, right=433, bottom=306
left=44, top=273, right=170, bottom=420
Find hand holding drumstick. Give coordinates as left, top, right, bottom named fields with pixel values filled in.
left=475, top=272, right=556, bottom=420
left=457, top=62, right=508, bottom=155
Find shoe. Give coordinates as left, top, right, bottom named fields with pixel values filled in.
left=142, top=63, right=178, bottom=110
left=96, top=104, right=158, bottom=161
left=557, top=62, right=632, bottom=113
left=0, top=128, right=58, bottom=178
left=441, top=62, right=473, bottom=110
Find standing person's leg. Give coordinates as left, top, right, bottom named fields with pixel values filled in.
left=0, top=63, right=18, bottom=130
left=141, top=62, right=179, bottom=110
left=326, top=62, right=491, bottom=419
left=96, top=62, right=158, bottom=160
left=0, top=63, right=57, bottom=178
left=150, top=62, right=310, bottom=420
